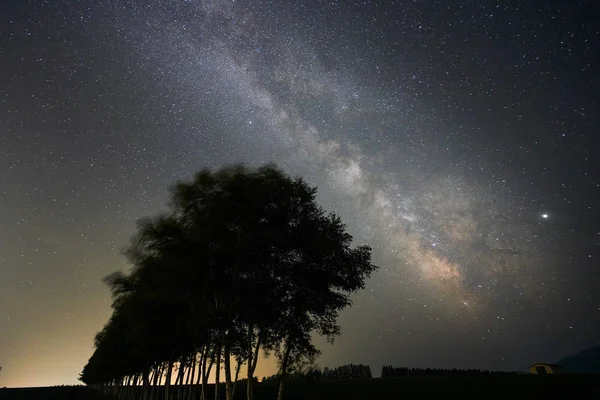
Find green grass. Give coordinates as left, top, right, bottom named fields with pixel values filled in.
left=2, top=375, right=598, bottom=400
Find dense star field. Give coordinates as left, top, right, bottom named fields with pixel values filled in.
left=1, top=0, right=599, bottom=387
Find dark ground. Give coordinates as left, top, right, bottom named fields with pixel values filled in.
left=2, top=375, right=599, bottom=400
left=0, top=385, right=108, bottom=399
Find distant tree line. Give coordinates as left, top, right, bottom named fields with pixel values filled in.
left=381, top=366, right=515, bottom=377
left=322, top=364, right=372, bottom=380
left=263, top=363, right=372, bottom=382
left=79, top=165, right=376, bottom=400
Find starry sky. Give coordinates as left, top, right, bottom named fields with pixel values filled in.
left=1, top=0, right=599, bottom=388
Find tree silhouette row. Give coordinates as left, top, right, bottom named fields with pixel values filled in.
left=381, top=366, right=515, bottom=377
left=263, top=363, right=372, bottom=382
left=79, top=165, right=376, bottom=400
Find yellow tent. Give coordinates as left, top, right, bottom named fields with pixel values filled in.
left=529, top=363, right=563, bottom=375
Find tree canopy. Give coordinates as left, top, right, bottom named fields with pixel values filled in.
left=80, top=164, right=376, bottom=400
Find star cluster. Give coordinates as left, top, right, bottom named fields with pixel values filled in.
left=1, top=0, right=598, bottom=387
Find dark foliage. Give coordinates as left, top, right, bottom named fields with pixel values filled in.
left=263, top=363, right=372, bottom=382
left=79, top=164, right=376, bottom=400
left=322, top=364, right=372, bottom=380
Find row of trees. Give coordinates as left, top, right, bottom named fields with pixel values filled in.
left=262, top=363, right=512, bottom=381
left=381, top=366, right=513, bottom=377
left=80, top=164, right=376, bottom=400
left=322, top=364, right=372, bottom=380
left=262, top=364, right=372, bottom=382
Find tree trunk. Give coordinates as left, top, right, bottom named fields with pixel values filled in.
left=215, top=343, right=222, bottom=400
left=277, top=379, right=285, bottom=400
left=197, top=348, right=204, bottom=385
left=159, top=364, right=168, bottom=400
left=165, top=359, right=174, bottom=400
left=132, top=375, right=140, bottom=400
left=223, top=343, right=234, bottom=400
left=200, top=352, right=206, bottom=400
left=232, top=357, right=241, bottom=399
left=186, top=356, right=193, bottom=385
left=132, top=375, right=137, bottom=400
left=126, top=379, right=131, bottom=400
left=177, top=358, right=187, bottom=400
left=277, top=342, right=292, bottom=400
left=181, top=356, right=192, bottom=400
left=202, top=351, right=215, bottom=400
left=176, top=359, right=186, bottom=386
left=150, top=364, right=161, bottom=400
left=124, top=375, right=132, bottom=400
left=116, top=379, right=121, bottom=400
left=133, top=374, right=140, bottom=400
left=143, top=370, right=151, bottom=400
left=246, top=333, right=261, bottom=400
left=119, top=377, right=125, bottom=400
left=188, top=351, right=198, bottom=400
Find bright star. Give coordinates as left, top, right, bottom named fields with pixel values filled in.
left=541, top=213, right=549, bottom=219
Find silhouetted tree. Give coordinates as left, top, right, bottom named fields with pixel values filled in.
left=80, top=164, right=376, bottom=400
left=263, top=363, right=372, bottom=382
left=321, top=364, right=372, bottom=380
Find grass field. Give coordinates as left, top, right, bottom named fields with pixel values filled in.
left=2, top=375, right=599, bottom=399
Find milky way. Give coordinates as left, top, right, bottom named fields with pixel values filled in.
left=112, top=0, right=550, bottom=311
left=1, top=0, right=599, bottom=386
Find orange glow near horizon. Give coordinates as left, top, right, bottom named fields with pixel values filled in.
left=0, top=299, right=279, bottom=388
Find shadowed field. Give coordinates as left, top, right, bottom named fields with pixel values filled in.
left=3, top=375, right=599, bottom=400
left=0, top=385, right=109, bottom=399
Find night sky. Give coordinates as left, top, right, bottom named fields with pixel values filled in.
left=1, top=0, right=599, bottom=388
